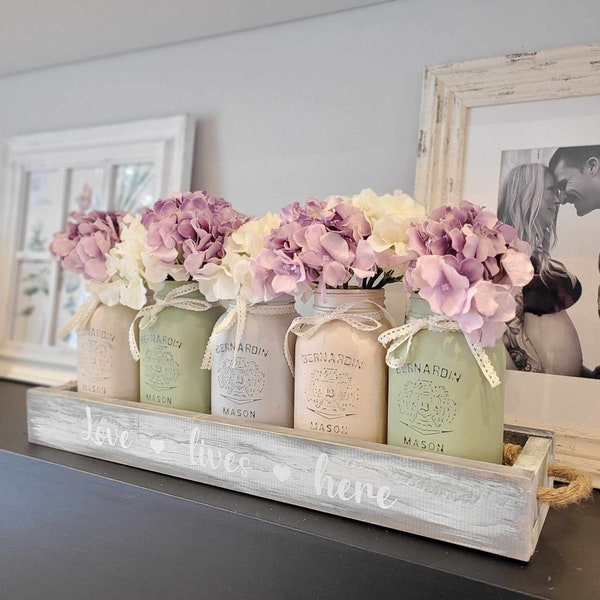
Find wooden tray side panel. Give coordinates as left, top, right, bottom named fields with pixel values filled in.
left=27, top=387, right=551, bottom=561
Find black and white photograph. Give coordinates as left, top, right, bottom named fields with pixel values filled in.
left=497, top=145, right=600, bottom=379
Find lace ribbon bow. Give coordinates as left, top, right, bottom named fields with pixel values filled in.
left=57, top=280, right=110, bottom=339
left=377, top=314, right=501, bottom=388
left=128, top=282, right=212, bottom=361
left=201, top=297, right=297, bottom=370
left=284, top=301, right=394, bottom=376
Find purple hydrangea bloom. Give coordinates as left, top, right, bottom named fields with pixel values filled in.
left=141, top=191, right=249, bottom=281
left=404, top=200, right=534, bottom=346
left=251, top=195, right=382, bottom=299
left=49, top=211, right=125, bottom=282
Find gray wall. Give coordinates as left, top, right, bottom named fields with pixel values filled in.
left=1, top=0, right=598, bottom=216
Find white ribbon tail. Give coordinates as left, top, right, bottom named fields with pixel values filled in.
left=378, top=320, right=424, bottom=370
left=200, top=304, right=240, bottom=370
left=464, top=339, right=501, bottom=388
left=128, top=306, right=159, bottom=361
left=284, top=317, right=306, bottom=377
left=57, top=295, right=101, bottom=339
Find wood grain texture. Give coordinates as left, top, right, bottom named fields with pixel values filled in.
left=414, top=43, right=600, bottom=208
left=505, top=370, right=600, bottom=489
left=27, top=386, right=554, bottom=561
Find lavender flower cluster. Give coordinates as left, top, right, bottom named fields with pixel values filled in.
left=49, top=210, right=125, bottom=282
left=140, top=191, right=250, bottom=286
left=251, top=196, right=403, bottom=299
left=48, top=191, right=535, bottom=348
left=404, top=201, right=534, bottom=346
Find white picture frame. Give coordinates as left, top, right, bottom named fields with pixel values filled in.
left=0, top=115, right=195, bottom=385
left=414, top=43, right=600, bottom=487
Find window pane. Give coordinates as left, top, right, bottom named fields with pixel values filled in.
left=22, top=171, right=62, bottom=253
left=10, top=260, right=53, bottom=344
left=53, top=270, right=86, bottom=348
left=113, top=163, right=154, bottom=213
left=68, top=167, right=105, bottom=213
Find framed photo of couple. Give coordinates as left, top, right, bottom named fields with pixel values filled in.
left=415, top=43, right=600, bottom=486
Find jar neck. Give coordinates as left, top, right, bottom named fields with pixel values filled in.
left=155, top=280, right=204, bottom=301
left=227, top=294, right=295, bottom=309
left=407, top=293, right=434, bottom=319
left=313, top=288, right=385, bottom=315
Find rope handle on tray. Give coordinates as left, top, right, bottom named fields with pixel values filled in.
left=503, top=443, right=592, bottom=508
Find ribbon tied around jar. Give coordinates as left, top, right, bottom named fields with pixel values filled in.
left=201, top=296, right=297, bottom=370
left=377, top=313, right=501, bottom=388
left=284, top=301, right=394, bottom=376
left=128, top=282, right=212, bottom=361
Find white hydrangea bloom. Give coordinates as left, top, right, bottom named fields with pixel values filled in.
left=195, top=262, right=237, bottom=303
left=350, top=188, right=426, bottom=226
left=104, top=214, right=151, bottom=309
left=195, top=212, right=281, bottom=303
left=228, top=212, right=281, bottom=258
left=349, top=188, right=426, bottom=258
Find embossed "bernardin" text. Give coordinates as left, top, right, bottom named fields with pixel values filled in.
left=395, top=362, right=461, bottom=381
left=302, top=353, right=363, bottom=369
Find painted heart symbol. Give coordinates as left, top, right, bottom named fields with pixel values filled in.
left=150, top=439, right=165, bottom=455
left=272, top=463, right=291, bottom=483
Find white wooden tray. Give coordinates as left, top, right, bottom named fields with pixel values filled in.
left=27, top=385, right=553, bottom=561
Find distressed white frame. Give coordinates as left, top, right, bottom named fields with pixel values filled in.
left=414, top=43, right=600, bottom=487
left=0, top=115, right=195, bottom=385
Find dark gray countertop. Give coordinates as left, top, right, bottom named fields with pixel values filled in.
left=1, top=378, right=598, bottom=599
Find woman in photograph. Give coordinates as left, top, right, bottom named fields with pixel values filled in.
left=497, top=162, right=585, bottom=376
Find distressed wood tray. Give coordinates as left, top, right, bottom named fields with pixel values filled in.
left=27, top=385, right=553, bottom=561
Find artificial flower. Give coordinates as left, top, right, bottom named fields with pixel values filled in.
left=195, top=212, right=281, bottom=303
left=404, top=200, right=534, bottom=346
left=455, top=280, right=517, bottom=348
left=350, top=188, right=426, bottom=265
left=102, top=213, right=154, bottom=309
left=49, top=211, right=125, bottom=282
left=252, top=191, right=425, bottom=299
left=141, top=190, right=249, bottom=290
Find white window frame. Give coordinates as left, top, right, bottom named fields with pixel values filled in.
left=0, top=115, right=195, bottom=384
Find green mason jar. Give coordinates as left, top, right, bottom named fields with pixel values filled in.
left=383, top=294, right=505, bottom=464
left=139, top=281, right=224, bottom=412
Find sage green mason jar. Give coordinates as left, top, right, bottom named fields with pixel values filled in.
left=385, top=294, right=505, bottom=464
left=139, top=281, right=224, bottom=412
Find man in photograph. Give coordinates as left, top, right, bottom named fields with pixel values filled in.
left=549, top=145, right=600, bottom=345
left=549, top=145, right=600, bottom=216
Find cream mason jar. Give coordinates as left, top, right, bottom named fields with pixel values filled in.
left=139, top=281, right=224, bottom=412
left=77, top=303, right=139, bottom=402
left=384, top=294, right=505, bottom=464
left=210, top=295, right=298, bottom=426
left=293, top=288, right=390, bottom=443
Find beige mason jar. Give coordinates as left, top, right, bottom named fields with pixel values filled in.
left=293, top=288, right=391, bottom=443
left=77, top=303, right=139, bottom=402
left=209, top=295, right=298, bottom=427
